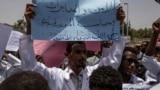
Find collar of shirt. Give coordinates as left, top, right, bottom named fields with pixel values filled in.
left=64, top=66, right=84, bottom=90
left=64, top=66, right=84, bottom=76
left=129, top=74, right=144, bottom=84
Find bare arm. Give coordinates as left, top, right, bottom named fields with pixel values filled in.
left=145, top=18, right=160, bottom=56
left=142, top=18, right=160, bottom=76
left=24, top=3, right=36, bottom=35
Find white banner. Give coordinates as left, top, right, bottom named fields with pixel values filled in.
left=6, top=31, right=23, bottom=51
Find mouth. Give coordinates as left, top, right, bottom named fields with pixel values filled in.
left=79, top=59, right=86, bottom=64
left=127, top=68, right=133, bottom=74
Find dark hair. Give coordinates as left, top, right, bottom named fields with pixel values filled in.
left=0, top=71, right=50, bottom=90
left=89, top=66, right=122, bottom=90
left=142, top=41, right=149, bottom=46
left=120, top=46, right=138, bottom=63
left=123, top=47, right=137, bottom=55
left=122, top=46, right=137, bottom=58
left=66, top=41, right=85, bottom=53
left=118, top=47, right=138, bottom=74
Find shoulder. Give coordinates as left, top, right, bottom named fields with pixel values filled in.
left=131, top=74, right=145, bottom=84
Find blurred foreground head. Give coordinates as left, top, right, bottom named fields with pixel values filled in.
left=89, top=66, right=122, bottom=90
left=0, top=71, right=50, bottom=90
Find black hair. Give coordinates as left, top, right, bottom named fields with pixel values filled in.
left=141, top=41, right=149, bottom=53
left=66, top=41, right=85, bottom=53
left=123, top=46, right=137, bottom=55
left=118, top=47, right=138, bottom=76
left=0, top=71, right=50, bottom=90
left=89, top=66, right=122, bottom=90
left=120, top=46, right=138, bottom=64
left=121, top=47, right=138, bottom=64
left=142, top=41, right=149, bottom=46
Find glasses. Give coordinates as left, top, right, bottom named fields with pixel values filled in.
left=124, top=58, right=138, bottom=65
left=136, top=63, right=145, bottom=68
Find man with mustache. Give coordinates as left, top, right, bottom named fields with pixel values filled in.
left=19, top=3, right=126, bottom=90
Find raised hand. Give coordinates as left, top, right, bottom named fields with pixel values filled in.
left=24, top=3, right=36, bottom=35
left=117, top=6, right=125, bottom=25
left=152, top=17, right=160, bottom=33
left=36, top=55, right=45, bottom=64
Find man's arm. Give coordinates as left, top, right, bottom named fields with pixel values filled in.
left=117, top=6, right=125, bottom=25
left=145, top=18, right=160, bottom=56
left=18, top=3, right=37, bottom=70
left=98, top=6, right=126, bottom=69
left=99, top=36, right=126, bottom=69
left=24, top=3, right=36, bottom=35
left=19, top=35, right=37, bottom=70
left=142, top=18, right=160, bottom=75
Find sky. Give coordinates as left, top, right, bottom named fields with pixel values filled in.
left=0, top=0, right=160, bottom=29
left=121, top=0, right=160, bottom=29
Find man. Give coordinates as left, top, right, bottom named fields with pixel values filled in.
left=19, top=33, right=126, bottom=90
left=118, top=47, right=144, bottom=84
left=0, top=52, right=22, bottom=83
left=141, top=41, right=149, bottom=55
left=20, top=3, right=126, bottom=90
left=135, top=60, right=146, bottom=80
left=89, top=66, right=122, bottom=90
left=142, top=18, right=160, bottom=82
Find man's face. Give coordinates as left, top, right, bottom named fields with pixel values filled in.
left=156, top=53, right=160, bottom=62
left=135, top=61, right=146, bottom=76
left=68, top=43, right=87, bottom=68
left=140, top=42, right=147, bottom=53
left=121, top=51, right=137, bottom=76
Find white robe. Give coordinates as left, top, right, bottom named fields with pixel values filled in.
left=19, top=35, right=126, bottom=90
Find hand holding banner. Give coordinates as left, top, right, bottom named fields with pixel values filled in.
left=31, top=0, right=121, bottom=41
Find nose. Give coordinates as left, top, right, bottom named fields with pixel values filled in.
left=80, top=52, right=87, bottom=59
left=82, top=53, right=87, bottom=58
left=130, top=62, right=136, bottom=68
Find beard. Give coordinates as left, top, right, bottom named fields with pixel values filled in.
left=77, top=59, right=86, bottom=69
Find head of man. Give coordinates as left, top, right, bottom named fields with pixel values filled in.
left=118, top=47, right=138, bottom=80
left=0, top=71, right=50, bottom=90
left=135, top=60, right=146, bottom=80
left=66, top=41, right=87, bottom=74
left=89, top=66, right=122, bottom=90
left=156, top=52, right=160, bottom=62
left=140, top=41, right=149, bottom=53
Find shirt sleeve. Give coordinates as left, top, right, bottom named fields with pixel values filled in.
left=6, top=53, right=21, bottom=66
left=19, top=35, right=66, bottom=90
left=99, top=36, right=127, bottom=69
left=19, top=35, right=37, bottom=70
left=142, top=55, right=160, bottom=76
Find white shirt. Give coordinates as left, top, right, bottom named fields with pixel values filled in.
left=150, top=83, right=160, bottom=90
left=65, top=66, right=83, bottom=90
left=0, top=66, right=9, bottom=83
left=142, top=55, right=160, bottom=82
left=19, top=35, right=126, bottom=90
left=0, top=54, right=21, bottom=83
left=145, top=70, right=157, bottom=84
left=129, top=74, right=145, bottom=84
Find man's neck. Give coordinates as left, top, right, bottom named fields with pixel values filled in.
left=122, top=74, right=131, bottom=83
left=69, top=64, right=83, bottom=75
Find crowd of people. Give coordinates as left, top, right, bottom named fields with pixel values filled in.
left=0, top=2, right=160, bottom=90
